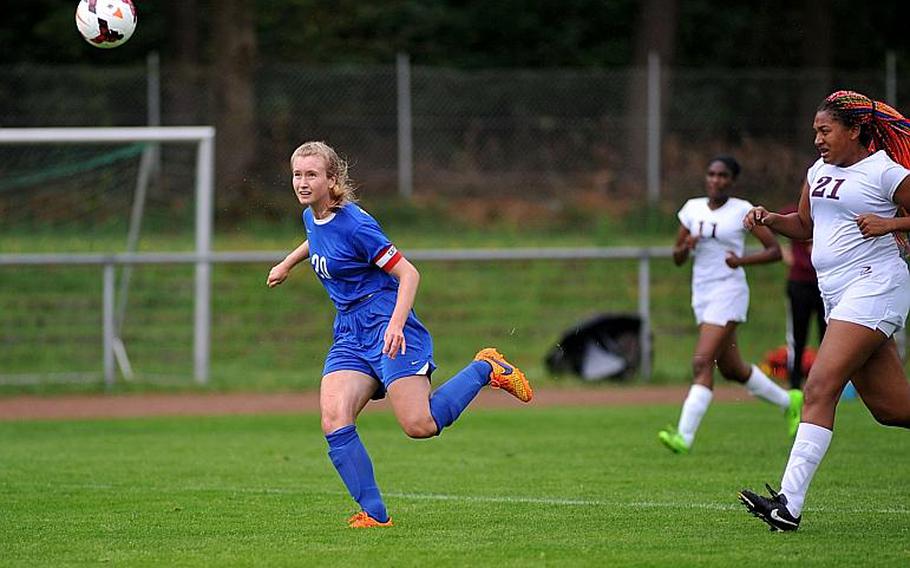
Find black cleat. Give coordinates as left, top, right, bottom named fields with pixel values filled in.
left=738, top=484, right=801, bottom=532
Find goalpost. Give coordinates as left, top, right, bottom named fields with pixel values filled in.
left=0, top=127, right=215, bottom=385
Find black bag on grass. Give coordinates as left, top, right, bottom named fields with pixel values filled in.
left=545, top=313, right=644, bottom=382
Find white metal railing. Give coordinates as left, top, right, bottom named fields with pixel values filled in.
left=0, top=247, right=673, bottom=386
left=0, top=126, right=215, bottom=385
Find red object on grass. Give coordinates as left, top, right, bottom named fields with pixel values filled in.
left=760, top=345, right=817, bottom=381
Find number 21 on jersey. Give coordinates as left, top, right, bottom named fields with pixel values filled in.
left=811, top=176, right=845, bottom=200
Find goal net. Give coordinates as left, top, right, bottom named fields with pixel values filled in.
left=0, top=127, right=214, bottom=387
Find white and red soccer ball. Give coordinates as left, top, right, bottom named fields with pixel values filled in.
left=75, top=0, right=137, bottom=49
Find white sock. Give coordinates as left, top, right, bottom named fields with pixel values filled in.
left=780, top=422, right=833, bottom=517
left=745, top=364, right=790, bottom=410
left=677, top=384, right=713, bottom=446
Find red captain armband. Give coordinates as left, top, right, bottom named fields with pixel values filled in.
left=373, top=245, right=402, bottom=272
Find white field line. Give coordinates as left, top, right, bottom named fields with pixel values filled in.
left=9, top=482, right=910, bottom=515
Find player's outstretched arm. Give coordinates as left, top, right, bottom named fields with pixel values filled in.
left=267, top=240, right=310, bottom=288
left=743, top=182, right=813, bottom=241
left=729, top=224, right=781, bottom=267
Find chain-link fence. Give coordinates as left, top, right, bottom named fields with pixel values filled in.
left=2, top=60, right=905, bottom=215
left=3, top=60, right=902, bottom=388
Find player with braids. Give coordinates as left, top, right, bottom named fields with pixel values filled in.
left=267, top=141, right=532, bottom=528
left=658, top=155, right=797, bottom=456
left=831, top=91, right=910, bottom=162
left=740, top=91, right=910, bottom=531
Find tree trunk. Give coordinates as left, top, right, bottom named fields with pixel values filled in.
left=167, top=0, right=200, bottom=125
left=212, top=0, right=258, bottom=211
left=798, top=0, right=832, bottom=143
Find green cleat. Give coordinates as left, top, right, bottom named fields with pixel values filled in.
left=786, top=389, right=803, bottom=438
left=658, top=426, right=690, bottom=454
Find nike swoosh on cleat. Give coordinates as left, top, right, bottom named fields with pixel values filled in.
left=769, top=509, right=798, bottom=527
left=492, top=359, right=513, bottom=375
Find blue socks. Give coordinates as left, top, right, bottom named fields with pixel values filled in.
left=429, top=361, right=491, bottom=433
left=324, top=361, right=492, bottom=521
left=325, top=424, right=389, bottom=523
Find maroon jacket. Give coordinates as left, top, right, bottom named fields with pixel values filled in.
left=780, top=204, right=817, bottom=283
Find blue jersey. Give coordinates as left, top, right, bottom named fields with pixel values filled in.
left=303, top=204, right=402, bottom=312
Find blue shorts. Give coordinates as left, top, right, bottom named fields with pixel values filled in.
left=324, top=290, right=437, bottom=399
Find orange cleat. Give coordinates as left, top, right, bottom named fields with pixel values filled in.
left=474, top=348, right=533, bottom=403
left=347, top=511, right=394, bottom=528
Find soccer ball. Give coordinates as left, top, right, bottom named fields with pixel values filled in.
left=75, top=0, right=138, bottom=49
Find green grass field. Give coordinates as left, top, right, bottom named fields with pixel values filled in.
left=3, top=401, right=909, bottom=566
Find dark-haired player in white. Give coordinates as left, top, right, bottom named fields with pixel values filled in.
left=659, top=155, right=801, bottom=455
left=741, top=90, right=910, bottom=531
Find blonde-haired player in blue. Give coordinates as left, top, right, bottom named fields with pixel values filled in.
left=658, top=156, right=802, bottom=455
left=267, top=141, right=532, bottom=528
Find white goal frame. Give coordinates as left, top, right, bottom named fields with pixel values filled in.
left=0, top=127, right=215, bottom=385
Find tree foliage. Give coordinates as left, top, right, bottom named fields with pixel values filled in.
left=2, top=1, right=905, bottom=70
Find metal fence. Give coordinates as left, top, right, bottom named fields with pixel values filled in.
left=1, top=58, right=905, bottom=210
left=0, top=248, right=666, bottom=387
left=0, top=60, right=902, bottom=389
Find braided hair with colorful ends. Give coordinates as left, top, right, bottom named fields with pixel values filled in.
left=819, top=90, right=910, bottom=168
left=819, top=90, right=910, bottom=255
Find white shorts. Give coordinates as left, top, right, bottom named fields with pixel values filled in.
left=692, top=280, right=749, bottom=326
left=823, top=263, right=910, bottom=337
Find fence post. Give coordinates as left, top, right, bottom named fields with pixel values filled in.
left=886, top=50, right=897, bottom=108
left=646, top=51, right=661, bottom=206
left=638, top=252, right=652, bottom=381
left=397, top=52, right=414, bottom=199
left=103, top=263, right=116, bottom=388
left=146, top=52, right=162, bottom=183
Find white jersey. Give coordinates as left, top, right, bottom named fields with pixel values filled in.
left=807, top=150, right=910, bottom=295
left=677, top=196, right=755, bottom=291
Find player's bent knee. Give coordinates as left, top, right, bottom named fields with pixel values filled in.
left=691, top=355, right=713, bottom=377
left=802, top=377, right=841, bottom=408
left=321, top=409, right=354, bottom=435
left=400, top=416, right=438, bottom=439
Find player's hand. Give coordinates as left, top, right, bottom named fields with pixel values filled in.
left=743, top=206, right=777, bottom=230
left=383, top=322, right=407, bottom=359
left=682, top=234, right=700, bottom=251
left=267, top=264, right=289, bottom=288
left=725, top=251, right=742, bottom=268
left=856, top=214, right=893, bottom=238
